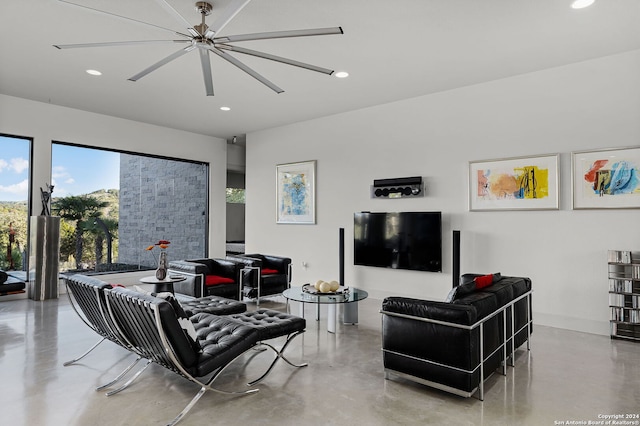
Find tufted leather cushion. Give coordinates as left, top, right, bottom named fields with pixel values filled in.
left=181, top=296, right=247, bottom=316
left=190, top=313, right=259, bottom=377
left=228, top=309, right=306, bottom=341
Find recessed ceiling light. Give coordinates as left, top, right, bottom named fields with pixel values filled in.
left=86, top=69, right=102, bottom=76
left=220, top=106, right=231, bottom=111
left=334, top=71, right=349, bottom=78
left=571, top=0, right=595, bottom=9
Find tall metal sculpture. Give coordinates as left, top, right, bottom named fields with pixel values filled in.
left=40, top=183, right=54, bottom=216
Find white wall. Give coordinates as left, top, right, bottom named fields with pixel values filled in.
left=227, top=143, right=246, bottom=173
left=226, top=203, right=245, bottom=242
left=245, top=49, right=640, bottom=336
left=0, top=94, right=228, bottom=268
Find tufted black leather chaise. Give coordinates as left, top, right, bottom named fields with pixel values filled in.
left=64, top=274, right=307, bottom=425
left=103, top=287, right=260, bottom=425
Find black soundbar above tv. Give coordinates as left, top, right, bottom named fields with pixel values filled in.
left=354, top=211, right=442, bottom=272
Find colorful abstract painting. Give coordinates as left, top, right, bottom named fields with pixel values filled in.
left=572, top=147, right=640, bottom=209
left=469, top=154, right=559, bottom=211
left=276, top=160, right=316, bottom=224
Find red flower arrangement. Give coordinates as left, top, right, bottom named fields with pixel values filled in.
left=145, top=240, right=170, bottom=264
left=146, top=240, right=170, bottom=251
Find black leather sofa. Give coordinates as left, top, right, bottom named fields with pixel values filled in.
left=381, top=274, right=532, bottom=400
left=168, top=258, right=242, bottom=299
left=225, top=253, right=292, bottom=303
left=0, top=270, right=26, bottom=295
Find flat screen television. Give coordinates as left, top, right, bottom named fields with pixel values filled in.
left=354, top=211, right=442, bottom=272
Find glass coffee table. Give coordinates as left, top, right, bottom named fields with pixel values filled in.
left=283, top=285, right=368, bottom=333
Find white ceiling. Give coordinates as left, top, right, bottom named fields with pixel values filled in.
left=2, top=0, right=640, bottom=141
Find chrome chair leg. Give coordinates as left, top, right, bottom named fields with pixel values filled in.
left=164, top=346, right=260, bottom=425
left=96, top=356, right=142, bottom=391
left=167, top=382, right=257, bottom=426
left=247, top=331, right=307, bottom=386
left=167, top=386, right=207, bottom=426
left=63, top=337, right=106, bottom=366
left=204, top=347, right=261, bottom=395
left=105, top=360, right=152, bottom=396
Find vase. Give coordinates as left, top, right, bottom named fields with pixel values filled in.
left=155, top=251, right=168, bottom=280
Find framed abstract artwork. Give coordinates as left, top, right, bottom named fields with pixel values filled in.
left=469, top=154, right=559, bottom=211
left=276, top=160, right=316, bottom=224
left=571, top=146, right=640, bottom=209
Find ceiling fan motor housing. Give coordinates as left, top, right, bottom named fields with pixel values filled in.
left=195, top=2, right=213, bottom=16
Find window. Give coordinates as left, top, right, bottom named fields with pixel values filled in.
left=226, top=171, right=245, bottom=243
left=226, top=188, right=245, bottom=203
left=0, top=134, right=31, bottom=274
left=51, top=142, right=208, bottom=274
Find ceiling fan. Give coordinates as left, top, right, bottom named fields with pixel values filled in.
left=53, top=0, right=343, bottom=96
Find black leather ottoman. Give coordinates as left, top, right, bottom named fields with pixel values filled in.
left=228, top=309, right=306, bottom=341
left=181, top=295, right=247, bottom=317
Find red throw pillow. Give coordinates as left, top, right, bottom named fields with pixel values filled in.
left=261, top=268, right=279, bottom=275
left=205, top=275, right=235, bottom=286
left=474, top=274, right=494, bottom=289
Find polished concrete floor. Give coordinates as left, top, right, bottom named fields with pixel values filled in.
left=1, top=293, right=639, bottom=426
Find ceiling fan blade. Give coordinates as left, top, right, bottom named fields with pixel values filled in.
left=215, top=27, right=343, bottom=43
left=154, top=0, right=199, bottom=37
left=198, top=46, right=215, bottom=96
left=216, top=44, right=333, bottom=75
left=207, top=0, right=252, bottom=38
left=128, top=45, right=196, bottom=82
left=54, top=40, right=190, bottom=49
left=208, top=47, right=283, bottom=94
left=57, top=0, right=191, bottom=39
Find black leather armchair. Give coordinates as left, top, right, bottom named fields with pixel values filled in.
left=168, top=258, right=242, bottom=300
left=226, top=253, right=292, bottom=305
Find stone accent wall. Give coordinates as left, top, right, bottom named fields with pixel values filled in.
left=118, top=154, right=208, bottom=268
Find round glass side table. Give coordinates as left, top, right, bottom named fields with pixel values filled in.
left=283, top=286, right=368, bottom=333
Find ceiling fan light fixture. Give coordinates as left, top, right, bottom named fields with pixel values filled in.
left=86, top=69, right=102, bottom=76
left=334, top=71, right=349, bottom=78
left=571, top=0, right=595, bottom=9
